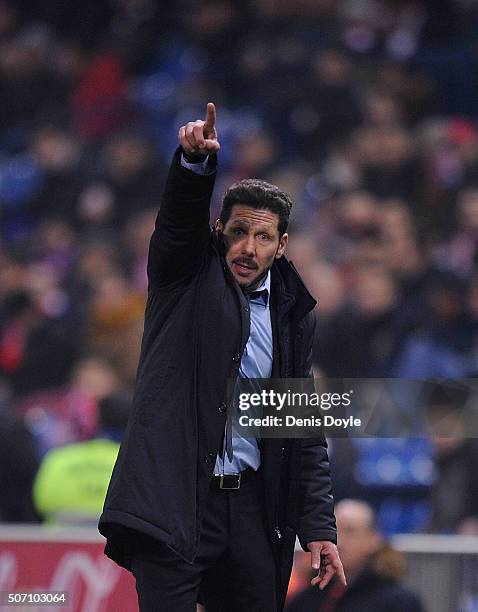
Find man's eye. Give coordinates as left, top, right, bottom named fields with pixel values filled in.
left=258, top=233, right=270, bottom=241
left=233, top=228, right=244, bottom=236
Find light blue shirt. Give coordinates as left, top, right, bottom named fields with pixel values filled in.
left=214, top=271, right=273, bottom=474
left=181, top=154, right=273, bottom=475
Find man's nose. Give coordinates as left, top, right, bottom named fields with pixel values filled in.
left=241, top=235, right=255, bottom=257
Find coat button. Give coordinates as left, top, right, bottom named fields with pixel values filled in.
left=232, top=353, right=241, bottom=362
left=218, top=402, right=227, bottom=413
left=244, top=307, right=249, bottom=313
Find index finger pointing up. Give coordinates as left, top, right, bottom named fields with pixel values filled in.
left=204, top=102, right=216, bottom=130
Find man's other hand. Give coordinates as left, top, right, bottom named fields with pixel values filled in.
left=307, top=540, right=347, bottom=590
left=179, top=102, right=220, bottom=157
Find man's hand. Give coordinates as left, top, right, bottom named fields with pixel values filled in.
left=308, top=540, right=347, bottom=590
left=179, top=102, right=220, bottom=157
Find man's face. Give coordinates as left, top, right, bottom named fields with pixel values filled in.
left=216, top=204, right=288, bottom=291
left=336, top=502, right=381, bottom=577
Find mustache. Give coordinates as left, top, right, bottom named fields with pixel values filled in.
left=233, top=257, right=258, bottom=269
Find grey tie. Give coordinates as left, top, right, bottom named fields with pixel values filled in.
left=225, top=414, right=233, bottom=462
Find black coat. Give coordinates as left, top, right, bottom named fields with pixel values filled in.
left=98, top=149, right=337, bottom=609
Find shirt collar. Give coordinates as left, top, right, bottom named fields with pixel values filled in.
left=248, top=270, right=271, bottom=307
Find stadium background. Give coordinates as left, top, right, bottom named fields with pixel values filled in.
left=1, top=0, right=478, bottom=610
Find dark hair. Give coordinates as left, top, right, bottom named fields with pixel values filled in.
left=220, top=179, right=292, bottom=236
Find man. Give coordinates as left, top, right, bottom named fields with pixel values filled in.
left=286, top=499, right=423, bottom=612
left=99, top=103, right=345, bottom=611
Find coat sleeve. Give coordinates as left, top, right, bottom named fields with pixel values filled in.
left=147, top=147, right=217, bottom=288
left=297, top=313, right=337, bottom=548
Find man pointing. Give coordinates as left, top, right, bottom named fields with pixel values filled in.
left=99, top=103, right=345, bottom=611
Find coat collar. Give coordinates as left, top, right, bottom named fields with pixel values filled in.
left=272, top=256, right=317, bottom=324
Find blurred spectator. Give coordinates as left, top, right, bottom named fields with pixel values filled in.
left=32, top=390, right=130, bottom=524
left=0, top=398, right=39, bottom=522
left=85, top=270, right=145, bottom=383
left=29, top=126, right=83, bottom=222
left=18, top=354, right=122, bottom=457
left=286, top=499, right=423, bottom=612
left=425, top=383, right=478, bottom=534
left=352, top=125, right=419, bottom=201
left=393, top=271, right=472, bottom=377
left=0, top=23, right=67, bottom=136
left=0, top=290, right=79, bottom=398
left=96, top=132, right=165, bottom=227
left=439, top=186, right=478, bottom=277
left=293, top=48, right=362, bottom=156
left=71, top=49, right=132, bottom=141
left=314, top=266, right=413, bottom=376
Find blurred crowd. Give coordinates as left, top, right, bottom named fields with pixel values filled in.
left=1, top=0, right=478, bottom=536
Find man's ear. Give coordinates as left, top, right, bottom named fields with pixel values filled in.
left=275, top=233, right=288, bottom=259
left=215, top=219, right=223, bottom=235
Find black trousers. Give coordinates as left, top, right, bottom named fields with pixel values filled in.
left=131, top=470, right=277, bottom=612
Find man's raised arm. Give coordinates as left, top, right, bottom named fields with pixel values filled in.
left=147, top=103, right=221, bottom=288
